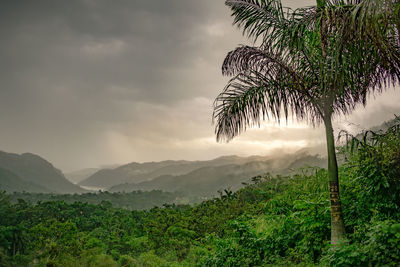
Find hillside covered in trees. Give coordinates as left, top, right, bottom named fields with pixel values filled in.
left=0, top=152, right=86, bottom=194
left=1, top=121, right=399, bottom=266
left=79, top=153, right=326, bottom=194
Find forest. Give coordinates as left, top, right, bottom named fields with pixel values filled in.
left=1, top=0, right=399, bottom=266
left=7, top=190, right=192, bottom=211
left=0, top=121, right=399, bottom=266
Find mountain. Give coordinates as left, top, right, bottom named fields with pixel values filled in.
left=108, top=161, right=274, bottom=197
left=0, top=151, right=86, bottom=193
left=282, top=154, right=327, bottom=174
left=65, top=168, right=101, bottom=184
left=81, top=152, right=326, bottom=190
left=367, top=116, right=400, bottom=133
left=79, top=156, right=273, bottom=189
left=108, top=153, right=326, bottom=197
left=78, top=161, right=184, bottom=188
left=0, top=167, right=50, bottom=193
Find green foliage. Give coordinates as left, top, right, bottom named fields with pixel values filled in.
left=0, top=122, right=399, bottom=266
left=215, top=0, right=400, bottom=246
left=202, top=219, right=264, bottom=267
left=341, top=123, right=400, bottom=227
left=10, top=190, right=185, bottom=211
left=30, top=219, right=81, bottom=258
left=322, top=220, right=400, bottom=267
left=84, top=254, right=119, bottom=267
left=201, top=171, right=331, bottom=266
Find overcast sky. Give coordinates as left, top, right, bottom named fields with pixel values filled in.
left=1, top=0, right=399, bottom=172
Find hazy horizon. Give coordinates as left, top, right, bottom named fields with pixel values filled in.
left=1, top=0, right=399, bottom=172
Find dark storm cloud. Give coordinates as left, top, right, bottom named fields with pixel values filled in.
left=0, top=0, right=248, bottom=170
left=0, top=0, right=230, bottom=103
left=0, top=0, right=398, bottom=171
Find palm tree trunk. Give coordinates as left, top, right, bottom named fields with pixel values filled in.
left=317, top=0, right=346, bottom=243
left=324, top=114, right=346, bottom=244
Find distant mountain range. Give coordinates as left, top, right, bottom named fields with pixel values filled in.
left=0, top=150, right=326, bottom=197
left=2, top=118, right=397, bottom=197
left=78, top=155, right=277, bottom=188
left=0, top=151, right=86, bottom=193
left=108, top=161, right=273, bottom=197
left=64, top=168, right=101, bottom=184
left=81, top=152, right=326, bottom=197
left=65, top=164, right=120, bottom=184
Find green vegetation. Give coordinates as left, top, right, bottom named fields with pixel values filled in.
left=0, top=168, right=49, bottom=193
left=1, top=122, right=399, bottom=266
left=214, top=0, right=400, bottom=244
left=8, top=190, right=193, bottom=211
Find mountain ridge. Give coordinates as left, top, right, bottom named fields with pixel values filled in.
left=107, top=153, right=326, bottom=197
left=0, top=167, right=51, bottom=193
left=0, top=151, right=86, bottom=193
left=78, top=154, right=283, bottom=188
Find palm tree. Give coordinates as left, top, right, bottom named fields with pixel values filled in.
left=213, top=0, right=399, bottom=244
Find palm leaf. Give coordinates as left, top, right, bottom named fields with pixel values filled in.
left=214, top=68, right=319, bottom=142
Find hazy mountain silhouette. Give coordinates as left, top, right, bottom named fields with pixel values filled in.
left=108, top=161, right=274, bottom=196
left=106, top=153, right=326, bottom=197
left=79, top=155, right=285, bottom=188
left=0, top=167, right=50, bottom=193
left=0, top=151, right=86, bottom=193
left=65, top=168, right=101, bottom=184
left=0, top=149, right=325, bottom=195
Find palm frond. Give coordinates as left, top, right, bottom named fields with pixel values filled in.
left=217, top=0, right=400, bottom=142
left=222, top=46, right=305, bottom=83
left=213, top=69, right=320, bottom=142
left=225, top=0, right=287, bottom=42
left=321, top=0, right=400, bottom=84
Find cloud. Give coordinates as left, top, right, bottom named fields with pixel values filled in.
left=0, top=0, right=398, bottom=171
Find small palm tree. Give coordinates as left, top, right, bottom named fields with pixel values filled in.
left=214, top=0, right=399, bottom=244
